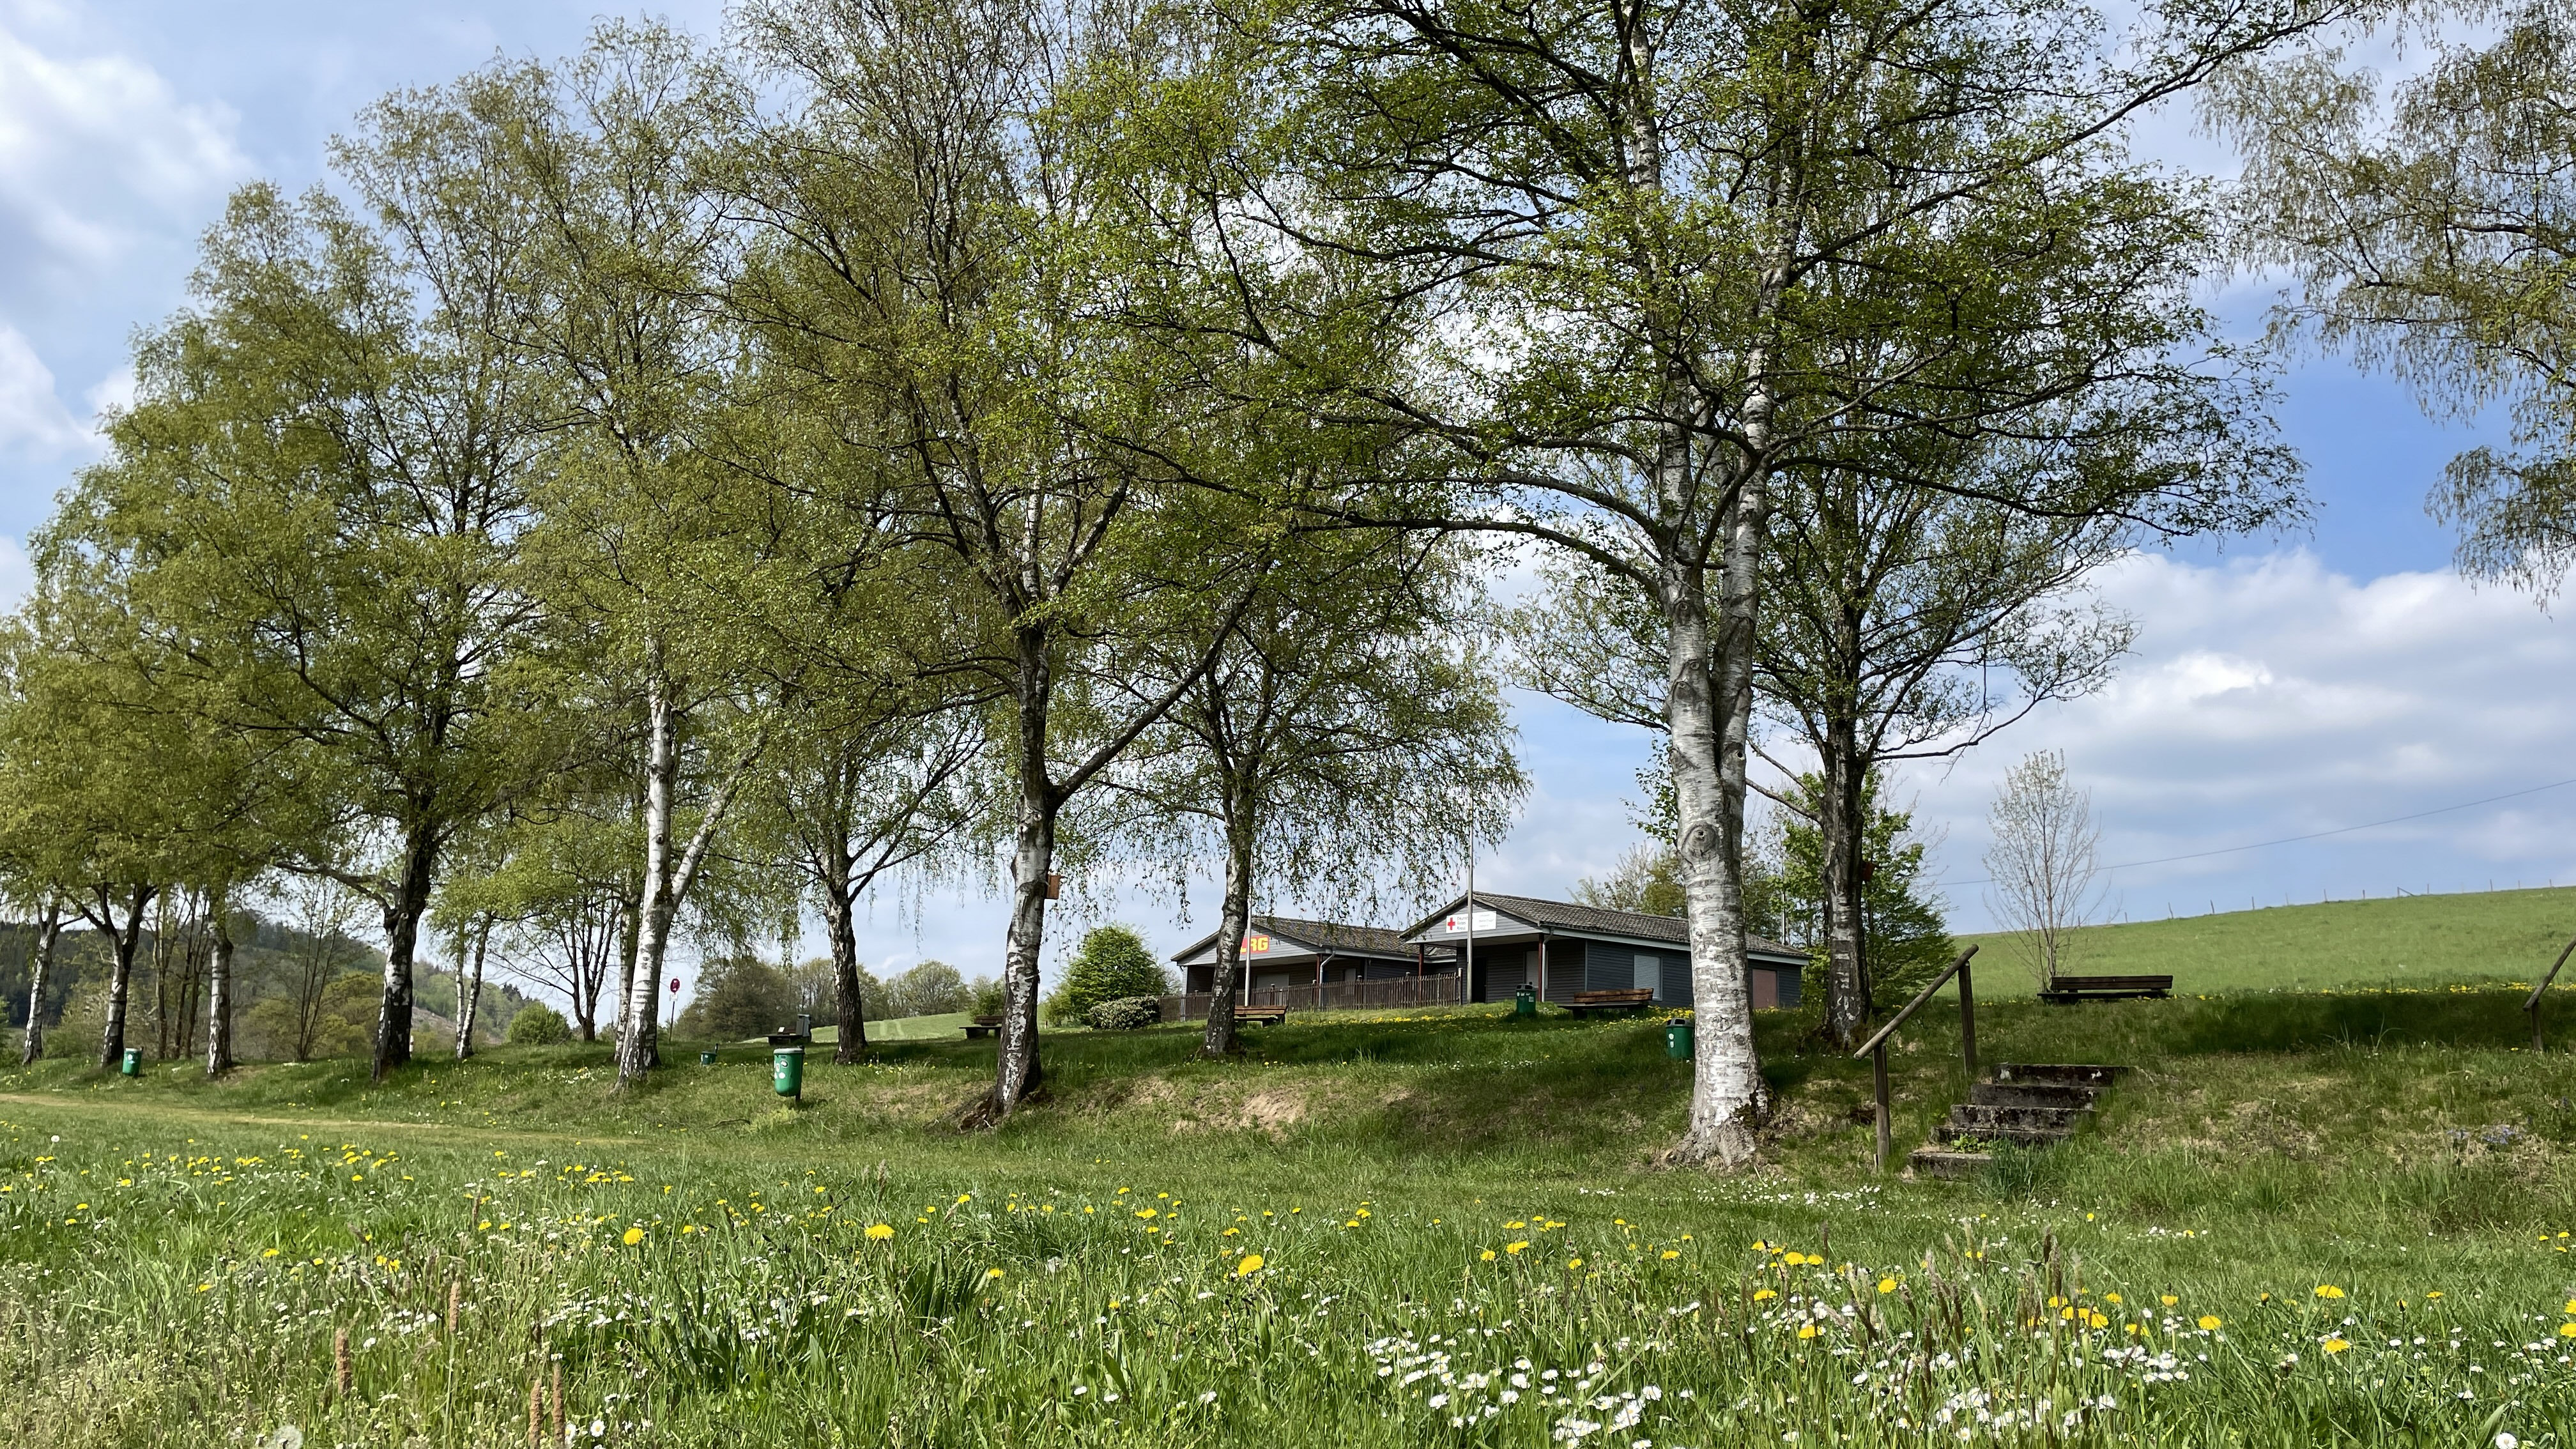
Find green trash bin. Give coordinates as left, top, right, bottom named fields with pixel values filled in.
left=772, top=1044, right=804, bottom=1101
left=119, top=1048, right=142, bottom=1077
left=1665, top=1020, right=1693, bottom=1060
left=698, top=1050, right=718, bottom=1066
left=1514, top=983, right=1537, bottom=1018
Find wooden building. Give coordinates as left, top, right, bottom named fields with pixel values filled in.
left=1167, top=916, right=1444, bottom=1017
left=1397, top=892, right=1809, bottom=1011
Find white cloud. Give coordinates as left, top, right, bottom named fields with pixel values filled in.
left=0, top=323, right=86, bottom=456
left=1897, top=551, right=2576, bottom=925
left=0, top=6, right=247, bottom=301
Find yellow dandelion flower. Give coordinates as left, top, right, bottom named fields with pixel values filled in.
left=1752, top=1289, right=1777, bottom=1301
left=2322, top=1337, right=2349, bottom=1353
left=1567, top=1258, right=1584, bottom=1269
left=985, top=1268, right=1004, bottom=1280
left=2161, top=1295, right=2179, bottom=1307
left=1876, top=1277, right=1897, bottom=1294
left=2104, top=1293, right=2122, bottom=1305
left=1137, top=1209, right=1158, bottom=1219
left=1480, top=1250, right=1497, bottom=1262
left=1506, top=1220, right=1526, bottom=1229
left=1505, top=1241, right=1529, bottom=1255
left=865, top=1223, right=895, bottom=1240
left=1797, top=1323, right=1819, bottom=1340
left=1236, top=1254, right=1264, bottom=1276
left=621, top=1227, right=644, bottom=1246
left=2426, top=1291, right=2443, bottom=1300
left=1661, top=1250, right=1681, bottom=1261
left=2198, top=1315, right=2222, bottom=1331
left=2314, top=1285, right=2345, bottom=1300
left=2088, top=1312, right=2109, bottom=1328
left=261, top=1248, right=279, bottom=1258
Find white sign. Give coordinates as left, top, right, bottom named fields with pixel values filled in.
left=1443, top=910, right=1498, bottom=933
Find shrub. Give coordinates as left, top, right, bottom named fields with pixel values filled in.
left=673, top=956, right=799, bottom=1040
left=969, top=976, right=1006, bottom=1018
left=1052, top=925, right=1171, bottom=1022
left=1084, top=995, right=1162, bottom=1031
left=504, top=1004, right=572, bottom=1046
left=886, top=960, right=972, bottom=1019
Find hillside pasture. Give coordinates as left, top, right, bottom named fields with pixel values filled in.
left=0, top=988, right=2572, bottom=1445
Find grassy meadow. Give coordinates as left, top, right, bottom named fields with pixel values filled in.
left=2, top=970, right=2575, bottom=1446
left=1959, top=884, right=2576, bottom=996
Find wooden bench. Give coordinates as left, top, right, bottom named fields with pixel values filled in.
left=2039, top=975, right=2174, bottom=1004
left=1229, top=1005, right=1287, bottom=1027
left=1566, top=988, right=1655, bottom=1018
left=962, top=1015, right=1003, bottom=1039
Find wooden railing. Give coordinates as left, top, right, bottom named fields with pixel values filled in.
left=2529, top=934, right=2576, bottom=1051
left=1850, top=945, right=1979, bottom=1173
left=1162, top=972, right=1465, bottom=1021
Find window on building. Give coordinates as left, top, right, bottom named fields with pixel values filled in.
left=1633, top=953, right=1660, bottom=997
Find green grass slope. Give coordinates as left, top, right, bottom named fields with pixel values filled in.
left=3, top=992, right=2574, bottom=1444
left=1958, top=884, right=2576, bottom=995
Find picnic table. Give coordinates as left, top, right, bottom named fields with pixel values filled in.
left=1565, top=988, right=1655, bottom=1018
left=2038, top=974, right=2174, bottom=1004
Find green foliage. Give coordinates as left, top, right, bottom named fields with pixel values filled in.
left=969, top=977, right=1006, bottom=1019
left=673, top=958, right=799, bottom=1042
left=1743, top=772, right=1952, bottom=1006
left=1570, top=843, right=1687, bottom=919
left=885, top=962, right=970, bottom=1021
left=1084, top=995, right=1162, bottom=1031
left=503, top=1004, right=573, bottom=1047
left=1047, top=926, right=1170, bottom=1025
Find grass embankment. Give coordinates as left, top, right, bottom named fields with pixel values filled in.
left=1, top=990, right=2573, bottom=1446
left=1959, top=884, right=2576, bottom=996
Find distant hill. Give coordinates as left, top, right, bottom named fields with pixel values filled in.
left=1956, top=884, right=2576, bottom=996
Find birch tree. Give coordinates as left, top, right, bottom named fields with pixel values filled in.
left=2213, top=8, right=2576, bottom=600
left=725, top=0, right=1262, bottom=1123
left=1983, top=749, right=2103, bottom=988
left=1114, top=530, right=1522, bottom=1056
left=57, top=178, right=551, bottom=1080
left=1132, top=0, right=2342, bottom=1163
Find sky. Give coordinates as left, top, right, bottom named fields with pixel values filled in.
left=1, top=0, right=2568, bottom=1011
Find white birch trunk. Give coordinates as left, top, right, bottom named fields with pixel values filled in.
left=20, top=894, right=59, bottom=1066
left=204, top=887, right=236, bottom=1078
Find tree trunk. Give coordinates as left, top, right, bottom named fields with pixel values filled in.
left=1669, top=470, right=1774, bottom=1169
left=1199, top=791, right=1258, bottom=1059
left=824, top=852, right=869, bottom=1064
left=205, top=887, right=236, bottom=1078
left=616, top=664, right=760, bottom=1089
left=1819, top=712, right=1867, bottom=1048
left=976, top=622, right=1058, bottom=1125
left=20, top=894, right=59, bottom=1066
left=456, top=914, right=491, bottom=1059
left=373, top=821, right=440, bottom=1080
left=94, top=884, right=155, bottom=1072
left=618, top=667, right=680, bottom=1084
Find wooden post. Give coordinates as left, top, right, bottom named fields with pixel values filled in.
left=2525, top=933, right=2576, bottom=1054
left=1872, top=1043, right=1892, bottom=1172
left=1956, top=958, right=1978, bottom=1080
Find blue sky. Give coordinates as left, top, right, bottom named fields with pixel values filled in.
left=2, top=1, right=2568, bottom=1008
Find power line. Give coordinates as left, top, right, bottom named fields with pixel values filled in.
left=1941, top=775, right=2576, bottom=889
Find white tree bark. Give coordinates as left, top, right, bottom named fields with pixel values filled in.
left=19, top=894, right=58, bottom=1066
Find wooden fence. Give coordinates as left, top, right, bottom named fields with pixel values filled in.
left=1161, top=972, right=1465, bottom=1020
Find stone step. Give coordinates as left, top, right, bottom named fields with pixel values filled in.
left=1992, top=1062, right=2128, bottom=1086
left=1947, top=1101, right=2089, bottom=1134
left=1935, top=1121, right=2073, bottom=1147
left=1968, top=1080, right=2103, bottom=1112
left=1908, top=1147, right=1991, bottom=1179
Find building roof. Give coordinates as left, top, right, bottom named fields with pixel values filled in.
left=1169, top=913, right=1416, bottom=965
left=1402, top=891, right=1805, bottom=965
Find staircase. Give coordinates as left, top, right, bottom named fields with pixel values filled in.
left=1907, top=1063, right=2127, bottom=1179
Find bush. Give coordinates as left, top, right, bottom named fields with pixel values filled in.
left=969, top=976, right=1006, bottom=1018
left=673, top=956, right=799, bottom=1041
left=504, top=1004, right=573, bottom=1046
left=885, top=960, right=971, bottom=1019
left=1084, top=995, right=1162, bottom=1031
left=1048, top=925, right=1171, bottom=1023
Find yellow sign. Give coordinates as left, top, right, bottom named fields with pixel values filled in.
left=1241, top=934, right=1271, bottom=954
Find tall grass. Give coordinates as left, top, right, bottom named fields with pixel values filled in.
left=1, top=990, right=2572, bottom=1444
